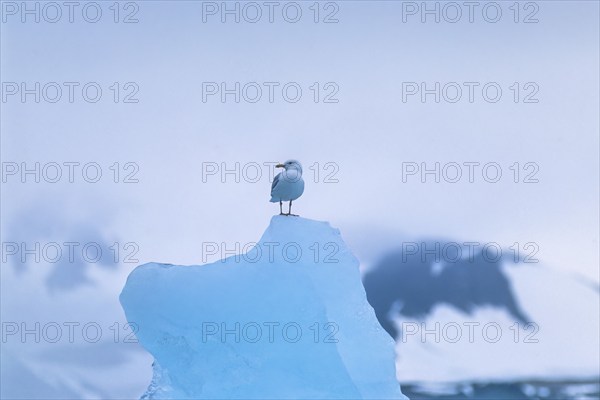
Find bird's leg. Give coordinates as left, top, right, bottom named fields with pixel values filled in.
left=288, top=200, right=298, bottom=217
left=279, top=200, right=283, bottom=215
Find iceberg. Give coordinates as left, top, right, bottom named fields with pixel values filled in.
left=120, top=216, right=407, bottom=399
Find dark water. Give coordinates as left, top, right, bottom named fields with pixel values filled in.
left=401, top=380, right=600, bottom=399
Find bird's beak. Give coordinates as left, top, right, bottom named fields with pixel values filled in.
left=276, top=163, right=284, bottom=168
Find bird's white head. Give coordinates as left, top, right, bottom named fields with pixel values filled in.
left=276, top=160, right=303, bottom=175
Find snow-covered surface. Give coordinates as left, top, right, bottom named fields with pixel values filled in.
left=394, top=262, right=600, bottom=384
left=0, top=245, right=153, bottom=400
left=120, top=216, right=406, bottom=399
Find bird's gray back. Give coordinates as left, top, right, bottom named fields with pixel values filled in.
left=271, top=172, right=282, bottom=194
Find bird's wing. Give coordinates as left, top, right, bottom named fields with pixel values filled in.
left=271, top=172, right=281, bottom=194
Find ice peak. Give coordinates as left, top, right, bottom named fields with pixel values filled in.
left=120, top=218, right=407, bottom=399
